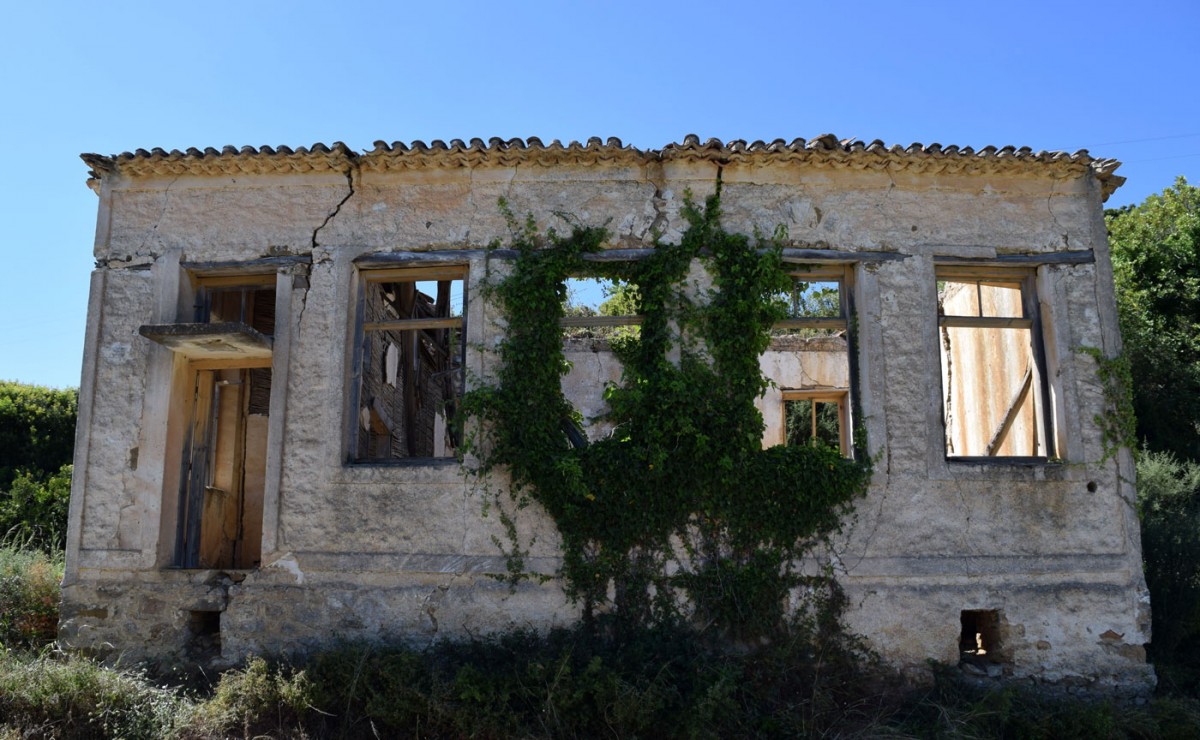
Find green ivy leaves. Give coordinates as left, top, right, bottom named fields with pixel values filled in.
left=463, top=187, right=872, bottom=639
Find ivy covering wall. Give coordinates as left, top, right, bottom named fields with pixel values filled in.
left=463, top=186, right=872, bottom=639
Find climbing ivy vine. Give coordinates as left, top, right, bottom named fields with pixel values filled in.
left=1078, top=346, right=1138, bottom=462
left=462, top=184, right=872, bottom=639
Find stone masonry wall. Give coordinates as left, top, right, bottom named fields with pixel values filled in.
left=62, top=151, right=1152, bottom=693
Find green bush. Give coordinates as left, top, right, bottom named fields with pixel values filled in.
left=0, top=382, right=77, bottom=493
left=296, top=620, right=896, bottom=738
left=0, top=546, right=63, bottom=649
left=894, top=668, right=1151, bottom=739
left=1138, top=451, right=1200, bottom=661
left=1, top=464, right=71, bottom=552
left=1, top=624, right=1197, bottom=738
left=187, top=656, right=313, bottom=739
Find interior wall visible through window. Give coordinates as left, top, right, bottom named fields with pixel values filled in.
left=765, top=265, right=854, bottom=456
left=937, top=267, right=1054, bottom=459
left=352, top=266, right=466, bottom=461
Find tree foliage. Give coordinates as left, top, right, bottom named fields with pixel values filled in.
left=1138, top=450, right=1200, bottom=659
left=0, top=381, right=77, bottom=492
left=1107, top=178, right=1200, bottom=459
left=0, top=382, right=77, bottom=551
left=1, top=464, right=72, bottom=551
left=1111, top=178, right=1200, bottom=692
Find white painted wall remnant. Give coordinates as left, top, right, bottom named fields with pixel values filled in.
left=61, top=137, right=1153, bottom=694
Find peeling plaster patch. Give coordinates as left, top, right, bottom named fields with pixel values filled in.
left=101, top=342, right=131, bottom=364
left=787, top=199, right=817, bottom=227
left=267, top=553, right=305, bottom=584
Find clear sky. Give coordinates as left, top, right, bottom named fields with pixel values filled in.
left=2, top=0, right=1197, bottom=389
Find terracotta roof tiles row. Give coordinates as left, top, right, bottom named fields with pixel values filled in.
left=82, top=134, right=1124, bottom=197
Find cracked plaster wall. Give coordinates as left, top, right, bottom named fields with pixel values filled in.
left=63, top=158, right=1152, bottom=693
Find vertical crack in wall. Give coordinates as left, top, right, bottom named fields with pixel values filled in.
left=1045, top=178, right=1069, bottom=249
left=312, top=164, right=357, bottom=250
left=643, top=160, right=669, bottom=241
left=874, top=167, right=897, bottom=224
left=134, top=175, right=180, bottom=259
left=293, top=266, right=312, bottom=337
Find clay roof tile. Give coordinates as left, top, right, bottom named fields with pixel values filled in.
left=81, top=134, right=1125, bottom=199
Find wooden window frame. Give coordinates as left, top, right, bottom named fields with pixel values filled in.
left=781, top=389, right=851, bottom=456
left=936, top=266, right=1055, bottom=461
left=558, top=274, right=641, bottom=334
left=772, top=264, right=857, bottom=457
left=349, top=265, right=467, bottom=464
left=775, top=265, right=849, bottom=333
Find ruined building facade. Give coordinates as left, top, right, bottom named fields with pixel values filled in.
left=63, top=136, right=1153, bottom=692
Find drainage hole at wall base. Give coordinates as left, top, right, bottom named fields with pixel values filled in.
left=960, top=609, right=1008, bottom=678
left=187, top=609, right=222, bottom=660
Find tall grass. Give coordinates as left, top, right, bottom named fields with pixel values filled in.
left=2, top=542, right=1199, bottom=738
left=0, top=649, right=191, bottom=739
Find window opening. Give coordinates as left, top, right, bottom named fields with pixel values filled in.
left=764, top=266, right=854, bottom=456
left=773, top=269, right=845, bottom=337
left=959, top=609, right=1007, bottom=673
left=559, top=276, right=640, bottom=340
left=353, top=266, right=465, bottom=461
left=938, top=268, right=1053, bottom=459
left=783, top=391, right=849, bottom=455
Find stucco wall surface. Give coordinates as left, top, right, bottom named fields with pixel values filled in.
left=62, top=154, right=1152, bottom=693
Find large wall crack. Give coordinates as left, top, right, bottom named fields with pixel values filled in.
left=134, top=175, right=180, bottom=257
left=645, top=161, right=669, bottom=239
left=1046, top=178, right=1070, bottom=249
left=312, top=164, right=358, bottom=249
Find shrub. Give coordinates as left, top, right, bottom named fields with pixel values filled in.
left=0, top=650, right=188, bottom=739
left=0, top=382, right=77, bottom=493
left=0, top=546, right=63, bottom=649
left=297, top=620, right=898, bottom=738
left=893, top=667, right=1155, bottom=739
left=1, top=464, right=72, bottom=553
left=186, top=656, right=314, bottom=739
left=1137, top=449, right=1200, bottom=669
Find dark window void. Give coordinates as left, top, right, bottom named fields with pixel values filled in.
left=960, top=609, right=1007, bottom=670
left=197, top=285, right=276, bottom=335
left=355, top=268, right=465, bottom=461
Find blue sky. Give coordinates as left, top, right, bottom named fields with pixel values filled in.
left=2, top=0, right=1197, bottom=388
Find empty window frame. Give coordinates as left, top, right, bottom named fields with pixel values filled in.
left=774, top=267, right=847, bottom=336
left=352, top=266, right=465, bottom=461
left=767, top=265, right=855, bottom=455
left=783, top=390, right=849, bottom=455
left=937, top=267, right=1054, bottom=459
left=559, top=276, right=641, bottom=340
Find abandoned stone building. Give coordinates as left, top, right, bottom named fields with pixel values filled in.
left=62, top=135, right=1153, bottom=692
